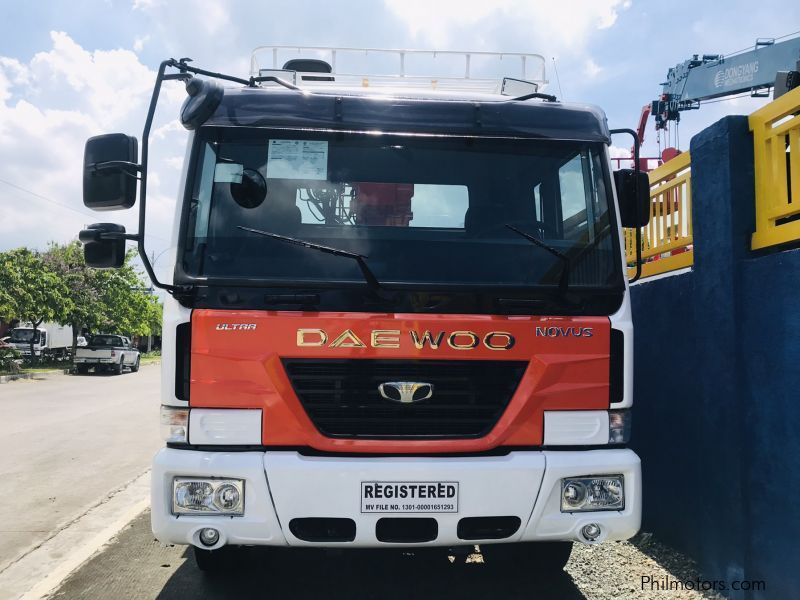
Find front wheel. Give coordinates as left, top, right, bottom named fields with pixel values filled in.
left=130, top=356, right=140, bottom=373
left=480, top=541, right=573, bottom=573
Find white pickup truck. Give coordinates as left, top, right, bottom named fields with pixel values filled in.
left=74, top=334, right=140, bottom=375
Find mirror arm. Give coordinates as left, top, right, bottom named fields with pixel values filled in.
left=168, top=57, right=253, bottom=87
left=131, top=57, right=259, bottom=296
left=78, top=229, right=140, bottom=243
left=87, top=160, right=142, bottom=173
left=87, top=160, right=142, bottom=181
left=609, top=128, right=643, bottom=284
left=133, top=59, right=189, bottom=296
left=101, top=232, right=140, bottom=242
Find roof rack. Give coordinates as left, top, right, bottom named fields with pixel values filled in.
left=250, top=46, right=548, bottom=95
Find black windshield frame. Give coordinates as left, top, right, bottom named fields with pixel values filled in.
left=174, top=126, right=625, bottom=311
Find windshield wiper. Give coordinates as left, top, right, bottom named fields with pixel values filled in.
left=237, top=225, right=381, bottom=292
left=505, top=224, right=571, bottom=296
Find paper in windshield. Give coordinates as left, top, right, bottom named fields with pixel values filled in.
left=267, top=140, right=328, bottom=180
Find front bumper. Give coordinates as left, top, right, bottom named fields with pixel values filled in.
left=151, top=448, right=641, bottom=549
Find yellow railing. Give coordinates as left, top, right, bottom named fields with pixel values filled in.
left=750, top=86, right=800, bottom=250
left=625, top=151, right=694, bottom=278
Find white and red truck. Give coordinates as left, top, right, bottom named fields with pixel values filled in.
left=78, top=48, right=650, bottom=572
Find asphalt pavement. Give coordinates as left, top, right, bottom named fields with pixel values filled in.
left=50, top=511, right=719, bottom=600
left=51, top=511, right=587, bottom=600
left=0, top=365, right=161, bottom=573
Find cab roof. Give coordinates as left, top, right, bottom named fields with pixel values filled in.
left=203, top=86, right=611, bottom=143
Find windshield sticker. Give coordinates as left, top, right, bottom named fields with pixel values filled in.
left=213, top=162, right=244, bottom=184
left=267, top=140, right=328, bottom=181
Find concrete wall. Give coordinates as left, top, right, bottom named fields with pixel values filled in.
left=630, top=116, right=800, bottom=599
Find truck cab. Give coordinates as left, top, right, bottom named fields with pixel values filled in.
left=79, top=48, right=649, bottom=572
left=7, top=323, right=73, bottom=359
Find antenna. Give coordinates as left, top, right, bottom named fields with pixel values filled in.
left=552, top=57, right=565, bottom=101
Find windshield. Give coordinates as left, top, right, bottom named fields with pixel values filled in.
left=10, top=329, right=39, bottom=343
left=90, top=335, right=123, bottom=347
left=181, top=129, right=621, bottom=290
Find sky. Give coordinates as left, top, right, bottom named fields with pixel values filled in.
left=0, top=0, right=798, bottom=282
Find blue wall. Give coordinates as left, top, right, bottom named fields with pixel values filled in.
left=630, top=116, right=800, bottom=599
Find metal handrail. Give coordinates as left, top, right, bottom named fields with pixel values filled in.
left=625, top=152, right=694, bottom=279
left=750, top=85, right=800, bottom=250
left=250, top=46, right=547, bottom=87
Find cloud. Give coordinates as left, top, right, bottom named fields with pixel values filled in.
left=383, top=0, right=631, bottom=52
left=0, top=32, right=184, bottom=254
left=133, top=35, right=150, bottom=53
left=584, top=58, right=603, bottom=78
left=129, top=0, right=232, bottom=39
left=132, top=0, right=159, bottom=10
left=27, top=31, right=154, bottom=128
left=0, top=57, right=29, bottom=101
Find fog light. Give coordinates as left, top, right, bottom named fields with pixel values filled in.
left=561, top=475, right=624, bottom=512
left=173, top=478, right=245, bottom=515
left=160, top=406, right=189, bottom=443
left=581, top=523, right=601, bottom=541
left=199, top=527, right=220, bottom=546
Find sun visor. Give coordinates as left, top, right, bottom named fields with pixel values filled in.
left=203, top=89, right=611, bottom=143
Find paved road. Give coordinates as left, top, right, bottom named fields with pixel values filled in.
left=0, top=365, right=161, bottom=572
left=51, top=512, right=716, bottom=600
left=52, top=512, right=586, bottom=600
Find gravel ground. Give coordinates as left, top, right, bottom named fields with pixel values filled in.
left=51, top=512, right=724, bottom=600
left=567, top=534, right=725, bottom=600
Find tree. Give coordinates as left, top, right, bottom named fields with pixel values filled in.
left=94, top=249, right=163, bottom=337
left=43, top=241, right=106, bottom=357
left=0, top=248, right=73, bottom=362
left=43, top=243, right=162, bottom=357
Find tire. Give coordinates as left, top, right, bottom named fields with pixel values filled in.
left=76, top=365, right=89, bottom=375
left=130, top=356, right=140, bottom=373
left=114, top=358, right=124, bottom=375
left=480, top=541, right=573, bottom=573
left=193, top=546, right=237, bottom=573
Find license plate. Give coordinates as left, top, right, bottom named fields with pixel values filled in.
left=360, top=481, right=459, bottom=513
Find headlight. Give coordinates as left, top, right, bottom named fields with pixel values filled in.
left=561, top=475, right=624, bottom=512
left=173, top=478, right=245, bottom=515
left=608, top=410, right=632, bottom=444
left=160, top=406, right=189, bottom=443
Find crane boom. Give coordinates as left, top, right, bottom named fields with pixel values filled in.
left=652, top=35, right=800, bottom=130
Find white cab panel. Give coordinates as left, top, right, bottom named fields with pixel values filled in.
left=189, top=409, right=262, bottom=445
left=544, top=410, right=609, bottom=445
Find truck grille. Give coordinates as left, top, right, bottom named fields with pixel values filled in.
left=282, top=359, right=528, bottom=439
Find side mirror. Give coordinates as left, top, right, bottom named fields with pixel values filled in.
left=614, top=169, right=651, bottom=228
left=83, top=134, right=139, bottom=210
left=79, top=223, right=127, bottom=268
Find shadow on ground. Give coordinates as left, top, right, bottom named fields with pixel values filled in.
left=53, top=512, right=585, bottom=600
left=156, top=546, right=584, bottom=600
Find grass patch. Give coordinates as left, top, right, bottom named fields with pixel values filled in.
left=140, top=350, right=161, bottom=364
left=0, top=355, right=69, bottom=375
left=21, top=366, right=67, bottom=373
